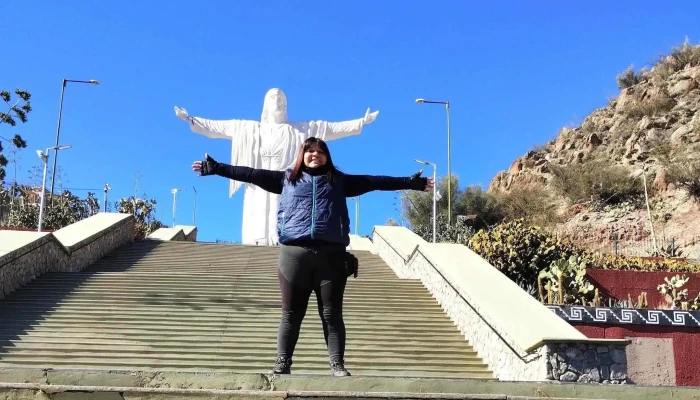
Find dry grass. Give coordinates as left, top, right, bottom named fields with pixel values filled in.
left=616, top=65, right=645, bottom=89
left=493, top=184, right=565, bottom=228
left=649, top=38, right=700, bottom=82
left=667, top=155, right=700, bottom=199
left=621, top=89, right=676, bottom=119
left=549, top=160, right=644, bottom=206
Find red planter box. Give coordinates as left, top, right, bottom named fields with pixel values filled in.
left=586, top=269, right=700, bottom=308
left=577, top=324, right=700, bottom=386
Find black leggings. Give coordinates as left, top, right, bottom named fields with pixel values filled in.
left=276, top=267, right=348, bottom=362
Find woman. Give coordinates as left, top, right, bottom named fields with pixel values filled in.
left=192, top=137, right=433, bottom=377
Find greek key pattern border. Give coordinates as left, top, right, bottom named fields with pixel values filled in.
left=546, top=305, right=700, bottom=328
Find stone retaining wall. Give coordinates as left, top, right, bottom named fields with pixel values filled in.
left=0, top=214, right=134, bottom=299
left=545, top=342, right=628, bottom=384
left=62, top=216, right=135, bottom=272
left=0, top=235, right=66, bottom=299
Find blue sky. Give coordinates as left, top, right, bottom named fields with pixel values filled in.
left=2, top=1, right=699, bottom=242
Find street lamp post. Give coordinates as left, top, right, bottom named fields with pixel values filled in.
left=103, top=183, right=111, bottom=212
left=416, top=98, right=452, bottom=224
left=415, top=159, right=437, bottom=243
left=37, top=145, right=72, bottom=232
left=50, top=78, right=100, bottom=206
left=192, top=186, right=198, bottom=225
left=350, top=196, right=360, bottom=235
left=171, top=188, right=186, bottom=227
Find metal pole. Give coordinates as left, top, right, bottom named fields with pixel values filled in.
left=103, top=183, right=110, bottom=212
left=193, top=186, right=197, bottom=225
left=38, top=149, right=49, bottom=232
left=172, top=190, right=177, bottom=228
left=356, top=196, right=360, bottom=235
left=171, top=188, right=185, bottom=227
left=49, top=80, right=67, bottom=206
left=446, top=102, right=451, bottom=225
left=432, top=164, right=437, bottom=243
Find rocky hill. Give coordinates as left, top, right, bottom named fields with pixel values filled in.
left=488, top=40, right=700, bottom=258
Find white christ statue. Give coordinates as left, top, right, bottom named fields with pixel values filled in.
left=175, top=88, right=378, bottom=246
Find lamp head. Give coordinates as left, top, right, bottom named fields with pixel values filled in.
left=89, top=80, right=100, bottom=85
left=36, top=150, right=47, bottom=162
left=415, top=159, right=434, bottom=167
left=415, top=98, right=426, bottom=103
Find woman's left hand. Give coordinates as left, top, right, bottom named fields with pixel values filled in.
left=410, top=169, right=435, bottom=192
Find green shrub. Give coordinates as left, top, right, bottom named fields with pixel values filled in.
left=412, top=214, right=475, bottom=245
left=455, top=185, right=504, bottom=231
left=468, top=219, right=582, bottom=287
left=468, top=219, right=700, bottom=297
left=593, top=253, right=699, bottom=273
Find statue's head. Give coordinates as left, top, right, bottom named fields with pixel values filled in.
left=260, top=88, right=288, bottom=123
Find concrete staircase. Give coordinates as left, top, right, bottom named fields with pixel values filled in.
left=0, top=240, right=493, bottom=379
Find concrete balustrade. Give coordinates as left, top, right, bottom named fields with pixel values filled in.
left=371, top=225, right=629, bottom=383
left=0, top=213, right=136, bottom=299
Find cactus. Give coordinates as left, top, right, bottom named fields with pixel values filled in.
left=538, top=255, right=597, bottom=305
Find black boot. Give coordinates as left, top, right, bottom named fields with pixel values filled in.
left=271, top=356, right=292, bottom=374
left=330, top=360, right=351, bottom=377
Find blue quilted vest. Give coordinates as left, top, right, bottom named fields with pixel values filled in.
left=277, top=168, right=350, bottom=247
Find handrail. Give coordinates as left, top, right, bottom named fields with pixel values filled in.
left=372, top=227, right=532, bottom=357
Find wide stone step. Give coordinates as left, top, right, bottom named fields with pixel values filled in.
left=0, top=331, right=472, bottom=345
left=0, top=363, right=493, bottom=380
left=2, top=290, right=436, bottom=303
left=15, top=278, right=434, bottom=301
left=0, top=299, right=445, bottom=314
left=2, top=339, right=478, bottom=355
left=0, top=322, right=461, bottom=336
left=0, top=360, right=492, bottom=378
left=0, top=308, right=454, bottom=322
left=0, top=349, right=485, bottom=368
left=84, top=270, right=399, bottom=278
left=0, top=314, right=459, bottom=329
left=27, top=271, right=425, bottom=286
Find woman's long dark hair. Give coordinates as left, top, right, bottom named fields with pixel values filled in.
left=288, top=137, right=338, bottom=184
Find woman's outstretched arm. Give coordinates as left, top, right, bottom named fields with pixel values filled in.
left=343, top=170, right=432, bottom=198
left=194, top=154, right=284, bottom=194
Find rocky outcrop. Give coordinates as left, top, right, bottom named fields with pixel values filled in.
left=489, top=62, right=700, bottom=194
left=487, top=43, right=700, bottom=254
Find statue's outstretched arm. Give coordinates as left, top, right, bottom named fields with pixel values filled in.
left=175, top=106, right=245, bottom=139
left=292, top=108, right=379, bottom=141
